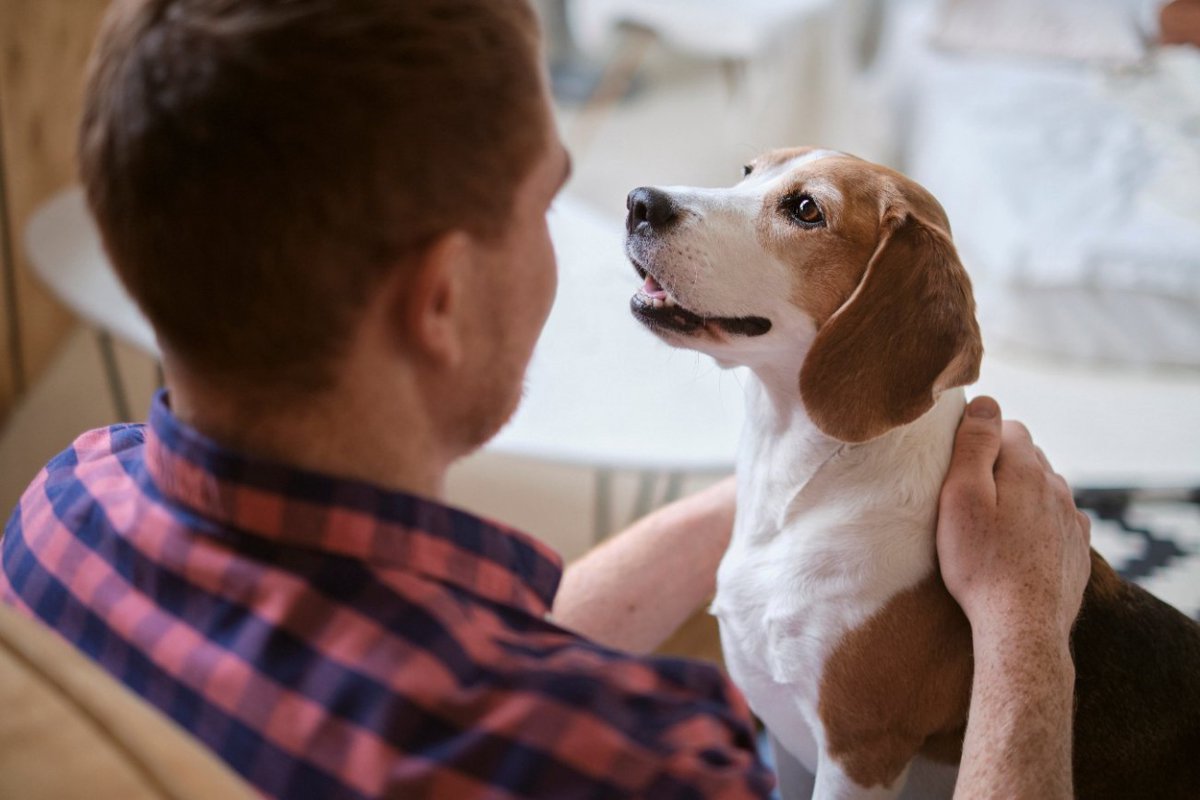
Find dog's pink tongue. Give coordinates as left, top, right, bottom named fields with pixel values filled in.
left=641, top=274, right=667, bottom=299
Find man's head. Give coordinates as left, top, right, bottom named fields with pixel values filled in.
left=80, top=0, right=562, bottom=443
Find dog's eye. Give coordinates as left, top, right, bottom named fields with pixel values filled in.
left=782, top=194, right=824, bottom=227
left=742, top=164, right=754, bottom=177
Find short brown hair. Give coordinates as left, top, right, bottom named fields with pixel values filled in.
left=80, top=0, right=548, bottom=390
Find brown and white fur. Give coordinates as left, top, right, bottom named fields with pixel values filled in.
left=624, top=148, right=1200, bottom=800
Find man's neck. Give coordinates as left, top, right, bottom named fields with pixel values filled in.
left=164, top=362, right=451, bottom=500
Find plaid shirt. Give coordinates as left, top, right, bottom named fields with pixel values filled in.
left=1, top=391, right=773, bottom=799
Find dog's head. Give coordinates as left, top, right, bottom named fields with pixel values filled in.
left=626, top=147, right=982, bottom=444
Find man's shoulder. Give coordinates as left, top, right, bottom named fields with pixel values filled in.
left=40, top=422, right=147, bottom=478
left=8, top=423, right=148, bottom=533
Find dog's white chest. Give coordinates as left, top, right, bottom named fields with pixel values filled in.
left=712, top=532, right=849, bottom=773
left=713, top=513, right=933, bottom=771
left=713, top=386, right=964, bottom=781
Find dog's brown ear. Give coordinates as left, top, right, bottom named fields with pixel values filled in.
left=799, top=211, right=983, bottom=443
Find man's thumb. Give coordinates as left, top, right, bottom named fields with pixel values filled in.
left=947, top=396, right=1003, bottom=494
left=965, top=395, right=1000, bottom=422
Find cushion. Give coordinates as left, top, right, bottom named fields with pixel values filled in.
left=0, top=603, right=255, bottom=800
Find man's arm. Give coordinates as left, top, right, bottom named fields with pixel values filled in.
left=937, top=396, right=1092, bottom=800
left=551, top=477, right=735, bottom=653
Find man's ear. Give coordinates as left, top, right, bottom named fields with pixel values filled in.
left=799, top=210, right=983, bottom=443
left=396, top=231, right=474, bottom=367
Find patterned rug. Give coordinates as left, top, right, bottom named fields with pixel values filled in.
left=1078, top=488, right=1200, bottom=621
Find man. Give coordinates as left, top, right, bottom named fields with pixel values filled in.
left=1, top=1, right=1090, bottom=797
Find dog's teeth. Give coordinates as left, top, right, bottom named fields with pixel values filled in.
left=652, top=297, right=665, bottom=309
left=664, top=295, right=676, bottom=308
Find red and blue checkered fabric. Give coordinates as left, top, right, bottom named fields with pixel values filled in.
left=1, top=391, right=772, bottom=799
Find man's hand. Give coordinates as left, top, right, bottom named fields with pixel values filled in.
left=938, top=395, right=1092, bottom=642
left=938, top=395, right=1092, bottom=800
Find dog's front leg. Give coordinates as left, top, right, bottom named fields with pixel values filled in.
left=812, top=748, right=909, bottom=800
left=766, top=731, right=817, bottom=800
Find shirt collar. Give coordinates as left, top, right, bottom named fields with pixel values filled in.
left=143, top=390, right=563, bottom=616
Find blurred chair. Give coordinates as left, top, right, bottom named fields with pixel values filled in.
left=565, top=0, right=891, bottom=161
left=569, top=0, right=833, bottom=62
left=538, top=0, right=628, bottom=105
left=25, top=187, right=158, bottom=421
left=0, top=602, right=255, bottom=799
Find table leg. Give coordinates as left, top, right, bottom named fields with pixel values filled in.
left=594, top=469, right=694, bottom=544
left=662, top=471, right=685, bottom=505
left=629, top=470, right=658, bottom=524
left=593, top=467, right=614, bottom=544
left=566, top=24, right=655, bottom=158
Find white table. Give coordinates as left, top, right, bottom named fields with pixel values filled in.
left=494, top=198, right=748, bottom=469
left=493, top=198, right=750, bottom=537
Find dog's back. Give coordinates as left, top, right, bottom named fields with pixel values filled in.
left=1072, top=553, right=1200, bottom=799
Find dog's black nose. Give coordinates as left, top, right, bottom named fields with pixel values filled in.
left=626, top=187, right=678, bottom=235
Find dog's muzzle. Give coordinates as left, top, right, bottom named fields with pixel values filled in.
left=625, top=186, right=771, bottom=338
left=627, top=258, right=772, bottom=339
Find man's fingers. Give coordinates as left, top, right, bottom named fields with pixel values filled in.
left=1053, top=476, right=1075, bottom=513
left=1003, top=420, right=1032, bottom=442
left=944, top=396, right=1003, bottom=504
left=998, top=421, right=1045, bottom=474
left=1033, top=446, right=1051, bottom=470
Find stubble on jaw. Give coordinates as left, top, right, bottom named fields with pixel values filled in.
left=448, top=340, right=530, bottom=453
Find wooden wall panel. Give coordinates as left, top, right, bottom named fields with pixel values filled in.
left=1, top=162, right=13, bottom=415
left=0, top=0, right=113, bottom=419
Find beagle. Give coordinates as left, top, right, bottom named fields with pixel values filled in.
left=625, top=148, right=1200, bottom=800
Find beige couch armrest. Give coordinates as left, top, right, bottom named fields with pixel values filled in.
left=0, top=603, right=257, bottom=800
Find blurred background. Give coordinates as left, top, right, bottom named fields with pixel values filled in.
left=1, top=0, right=1198, bottom=646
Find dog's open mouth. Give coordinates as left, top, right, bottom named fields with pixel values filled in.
left=630, top=261, right=771, bottom=338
